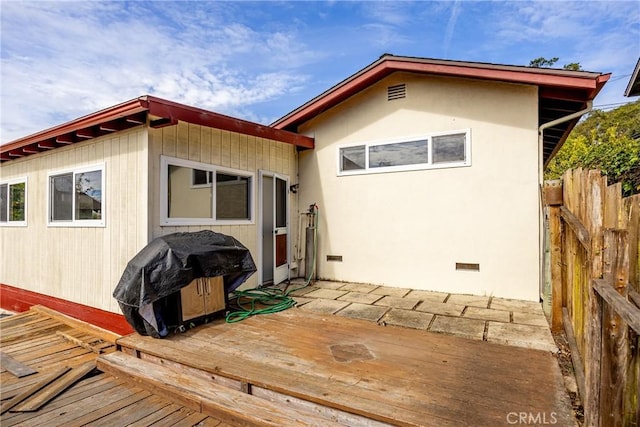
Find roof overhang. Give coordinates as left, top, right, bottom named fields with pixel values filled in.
left=624, top=58, right=640, bottom=97
left=272, top=55, right=610, bottom=166
left=1, top=96, right=314, bottom=163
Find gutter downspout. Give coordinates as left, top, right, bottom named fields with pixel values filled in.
left=537, top=100, right=593, bottom=306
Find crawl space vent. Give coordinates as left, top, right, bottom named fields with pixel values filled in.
left=456, top=262, right=480, bottom=271
left=387, top=84, right=406, bottom=101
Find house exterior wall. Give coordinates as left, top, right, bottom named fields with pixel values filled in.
left=0, top=128, right=149, bottom=313
left=297, top=72, right=541, bottom=300
left=147, top=121, right=298, bottom=289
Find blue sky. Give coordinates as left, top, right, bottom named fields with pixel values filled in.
left=1, top=1, right=638, bottom=144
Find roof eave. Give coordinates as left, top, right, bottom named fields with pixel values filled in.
left=272, top=55, right=608, bottom=131
left=2, top=96, right=313, bottom=163
left=2, top=98, right=148, bottom=154
left=624, top=58, right=640, bottom=97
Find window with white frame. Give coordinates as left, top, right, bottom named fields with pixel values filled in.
left=48, top=165, right=104, bottom=226
left=338, top=130, right=470, bottom=175
left=161, top=156, right=253, bottom=225
left=0, top=178, right=27, bottom=226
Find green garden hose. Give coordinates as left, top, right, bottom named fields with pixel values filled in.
left=225, top=204, right=319, bottom=323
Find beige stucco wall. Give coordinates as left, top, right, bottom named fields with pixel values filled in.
left=148, top=121, right=298, bottom=290
left=0, top=128, right=149, bottom=313
left=297, top=72, right=541, bottom=300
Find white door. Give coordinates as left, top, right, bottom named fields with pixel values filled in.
left=260, top=172, right=289, bottom=286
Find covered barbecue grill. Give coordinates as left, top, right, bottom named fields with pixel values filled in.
left=113, top=230, right=256, bottom=337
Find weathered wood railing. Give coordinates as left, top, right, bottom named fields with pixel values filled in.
left=545, top=168, right=639, bottom=427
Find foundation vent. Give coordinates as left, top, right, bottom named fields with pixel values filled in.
left=327, top=255, right=343, bottom=262
left=387, top=84, right=406, bottom=101
left=456, top=262, right=480, bottom=271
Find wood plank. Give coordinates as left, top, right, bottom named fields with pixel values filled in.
left=593, top=279, right=640, bottom=333
left=98, top=351, right=346, bottom=427
left=126, top=403, right=184, bottom=427
left=629, top=289, right=640, bottom=308
left=82, top=394, right=173, bottom=427
left=0, top=320, right=64, bottom=344
left=32, top=303, right=121, bottom=343
left=549, top=204, right=563, bottom=331
left=50, top=389, right=152, bottom=426
left=9, top=379, right=140, bottom=427
left=1, top=375, right=122, bottom=426
left=150, top=407, right=199, bottom=427
left=0, top=367, right=70, bottom=414
left=601, top=229, right=631, bottom=426
left=560, top=205, right=591, bottom=253
left=116, top=310, right=575, bottom=426
left=55, top=331, right=112, bottom=354
left=562, top=308, right=586, bottom=402
left=12, top=361, right=96, bottom=412
left=0, top=352, right=38, bottom=378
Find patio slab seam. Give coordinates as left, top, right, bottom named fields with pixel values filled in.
left=288, top=279, right=557, bottom=353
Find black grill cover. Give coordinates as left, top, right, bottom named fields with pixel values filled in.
left=113, top=230, right=256, bottom=336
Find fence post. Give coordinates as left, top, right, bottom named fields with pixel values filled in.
left=585, top=170, right=605, bottom=426
left=544, top=180, right=564, bottom=332
left=600, top=229, right=630, bottom=426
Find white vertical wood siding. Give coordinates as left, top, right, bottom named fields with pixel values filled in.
left=148, top=121, right=299, bottom=289
left=0, top=128, right=149, bottom=313
left=1, top=121, right=299, bottom=313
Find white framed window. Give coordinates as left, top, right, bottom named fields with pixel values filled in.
left=160, top=156, right=254, bottom=226
left=0, top=177, right=27, bottom=227
left=337, top=129, right=471, bottom=175
left=47, top=164, right=105, bottom=227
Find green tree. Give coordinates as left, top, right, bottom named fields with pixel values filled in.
left=529, top=57, right=559, bottom=68
left=529, top=57, right=583, bottom=71
left=545, top=101, right=640, bottom=196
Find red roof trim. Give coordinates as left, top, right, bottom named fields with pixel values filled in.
left=144, top=96, right=314, bottom=148
left=1, top=96, right=313, bottom=162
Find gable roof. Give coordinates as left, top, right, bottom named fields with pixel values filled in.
left=625, top=57, right=640, bottom=97
left=272, top=54, right=610, bottom=165
left=1, top=95, right=314, bottom=163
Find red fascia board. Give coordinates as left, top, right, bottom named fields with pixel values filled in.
left=144, top=96, right=313, bottom=149
left=274, top=58, right=609, bottom=130
left=386, top=59, right=603, bottom=90
left=0, top=283, right=134, bottom=335
left=2, top=96, right=314, bottom=157
left=1, top=98, right=148, bottom=155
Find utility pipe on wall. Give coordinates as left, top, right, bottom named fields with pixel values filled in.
left=537, top=100, right=593, bottom=300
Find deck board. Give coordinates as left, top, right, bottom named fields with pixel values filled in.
left=117, top=309, right=575, bottom=426
left=0, top=307, right=224, bottom=426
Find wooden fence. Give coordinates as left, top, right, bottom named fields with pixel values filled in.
left=544, top=168, right=639, bottom=427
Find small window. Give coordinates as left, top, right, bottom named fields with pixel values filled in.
left=433, top=133, right=466, bottom=164
left=339, top=145, right=365, bottom=171
left=161, top=156, right=253, bottom=225
left=0, top=178, right=27, bottom=226
left=48, top=165, right=104, bottom=226
left=338, top=129, right=470, bottom=175
left=192, top=169, right=213, bottom=187
left=216, top=172, right=250, bottom=220
left=369, top=139, right=428, bottom=168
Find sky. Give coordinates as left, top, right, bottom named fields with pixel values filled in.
left=1, top=1, right=639, bottom=145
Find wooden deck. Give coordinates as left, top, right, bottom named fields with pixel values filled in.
left=111, top=309, right=576, bottom=426
left=0, top=306, right=226, bottom=426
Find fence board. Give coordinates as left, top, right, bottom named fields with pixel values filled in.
left=549, top=169, right=639, bottom=426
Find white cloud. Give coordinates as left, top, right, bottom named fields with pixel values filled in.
left=1, top=1, right=638, bottom=144
left=0, top=1, right=315, bottom=143
left=444, top=0, right=462, bottom=58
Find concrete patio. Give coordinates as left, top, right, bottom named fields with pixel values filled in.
left=280, top=279, right=557, bottom=353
